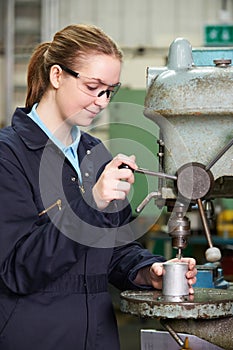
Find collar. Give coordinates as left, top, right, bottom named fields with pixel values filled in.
left=28, top=103, right=81, bottom=157
left=12, top=107, right=98, bottom=151
left=12, top=107, right=49, bottom=150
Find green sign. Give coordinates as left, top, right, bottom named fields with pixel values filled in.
left=205, top=25, right=233, bottom=46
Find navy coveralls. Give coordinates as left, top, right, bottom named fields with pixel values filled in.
left=0, top=108, right=165, bottom=350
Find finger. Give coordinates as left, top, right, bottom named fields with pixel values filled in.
left=129, top=155, right=136, bottom=162
left=189, top=286, right=195, bottom=295
left=189, top=293, right=194, bottom=300
left=112, top=154, right=138, bottom=170
left=182, top=257, right=196, bottom=268
left=186, top=271, right=196, bottom=281
left=178, top=257, right=196, bottom=270
left=102, top=166, right=133, bottom=186
left=188, top=258, right=196, bottom=269
left=116, top=180, right=131, bottom=194
left=187, top=274, right=197, bottom=285
left=118, top=168, right=135, bottom=182
left=186, top=267, right=197, bottom=278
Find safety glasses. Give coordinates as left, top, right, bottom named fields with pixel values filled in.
left=59, top=64, right=121, bottom=100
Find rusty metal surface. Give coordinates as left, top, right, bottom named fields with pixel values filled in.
left=166, top=318, right=233, bottom=350
left=143, top=112, right=233, bottom=182
left=120, top=288, right=233, bottom=319
left=143, top=40, right=233, bottom=182
left=144, top=67, right=233, bottom=115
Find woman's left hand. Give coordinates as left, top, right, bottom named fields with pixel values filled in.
left=134, top=257, right=197, bottom=294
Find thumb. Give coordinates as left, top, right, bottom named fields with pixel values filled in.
left=151, top=262, right=164, bottom=278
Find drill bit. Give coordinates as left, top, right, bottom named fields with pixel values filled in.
left=177, top=248, right=183, bottom=260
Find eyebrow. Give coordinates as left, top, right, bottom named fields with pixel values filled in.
left=61, top=64, right=119, bottom=87
left=85, top=76, right=120, bottom=88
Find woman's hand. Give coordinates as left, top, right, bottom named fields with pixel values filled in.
left=151, top=257, right=197, bottom=293
left=92, top=154, right=137, bottom=210
left=134, top=257, right=197, bottom=294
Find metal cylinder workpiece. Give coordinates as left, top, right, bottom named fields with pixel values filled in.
left=162, top=262, right=189, bottom=299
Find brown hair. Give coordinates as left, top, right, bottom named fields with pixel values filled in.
left=26, top=24, right=123, bottom=108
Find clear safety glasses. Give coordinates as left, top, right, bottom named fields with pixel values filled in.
left=59, top=64, right=121, bottom=100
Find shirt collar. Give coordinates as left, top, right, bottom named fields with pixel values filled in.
left=28, top=103, right=81, bottom=155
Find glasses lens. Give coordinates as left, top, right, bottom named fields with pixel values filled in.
left=106, top=83, right=121, bottom=100
left=106, top=90, right=111, bottom=99
left=77, top=75, right=121, bottom=99
left=76, top=76, right=101, bottom=97
left=111, top=83, right=121, bottom=98
left=98, top=88, right=117, bottom=99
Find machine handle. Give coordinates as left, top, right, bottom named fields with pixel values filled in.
left=160, top=319, right=189, bottom=349
left=197, top=198, right=221, bottom=262
left=205, top=136, right=233, bottom=171
left=119, top=163, right=177, bottom=181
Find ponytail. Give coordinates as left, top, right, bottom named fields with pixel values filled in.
left=26, top=42, right=51, bottom=108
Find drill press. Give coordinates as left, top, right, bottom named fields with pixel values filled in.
left=120, top=38, right=233, bottom=350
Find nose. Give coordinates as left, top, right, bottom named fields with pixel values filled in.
left=94, top=93, right=110, bottom=108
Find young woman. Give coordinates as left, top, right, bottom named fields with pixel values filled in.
left=0, top=24, right=196, bottom=350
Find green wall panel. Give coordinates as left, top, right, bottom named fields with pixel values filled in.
left=108, top=88, right=162, bottom=218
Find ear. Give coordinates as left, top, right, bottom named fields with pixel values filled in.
left=49, top=65, right=62, bottom=89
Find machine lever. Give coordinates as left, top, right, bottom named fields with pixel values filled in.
left=197, top=198, right=221, bottom=262
left=135, top=191, right=160, bottom=213
left=160, top=319, right=192, bottom=349
left=205, top=136, right=233, bottom=171
left=119, top=163, right=177, bottom=181
left=197, top=199, right=213, bottom=248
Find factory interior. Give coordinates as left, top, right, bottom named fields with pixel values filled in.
left=1, top=0, right=233, bottom=349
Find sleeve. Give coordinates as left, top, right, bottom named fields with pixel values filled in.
left=108, top=241, right=166, bottom=291
left=0, top=154, right=121, bottom=295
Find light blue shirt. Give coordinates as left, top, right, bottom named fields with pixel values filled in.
left=28, top=103, right=82, bottom=182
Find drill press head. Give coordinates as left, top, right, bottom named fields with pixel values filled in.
left=143, top=38, right=233, bottom=261
left=167, top=201, right=191, bottom=258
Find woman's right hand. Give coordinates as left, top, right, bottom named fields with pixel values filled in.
left=92, top=154, right=137, bottom=210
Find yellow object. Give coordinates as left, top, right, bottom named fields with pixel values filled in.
left=181, top=336, right=192, bottom=350
left=217, top=210, right=233, bottom=237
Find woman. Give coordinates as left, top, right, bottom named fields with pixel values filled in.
left=0, top=24, right=196, bottom=350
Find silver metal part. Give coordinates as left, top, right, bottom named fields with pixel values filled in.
left=160, top=319, right=186, bottom=347
left=135, top=167, right=177, bottom=181
left=167, top=202, right=191, bottom=252
left=119, top=164, right=177, bottom=181
left=177, top=247, right=183, bottom=260
left=136, top=191, right=160, bottom=213
left=177, top=163, right=214, bottom=200
left=162, top=262, right=189, bottom=299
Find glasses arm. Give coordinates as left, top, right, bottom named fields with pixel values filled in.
left=59, top=64, right=79, bottom=78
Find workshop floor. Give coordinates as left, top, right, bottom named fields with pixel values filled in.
left=110, top=285, right=162, bottom=350
left=116, top=310, right=161, bottom=350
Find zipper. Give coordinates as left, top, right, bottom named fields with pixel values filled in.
left=79, top=184, right=85, bottom=194
left=38, top=199, right=62, bottom=216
